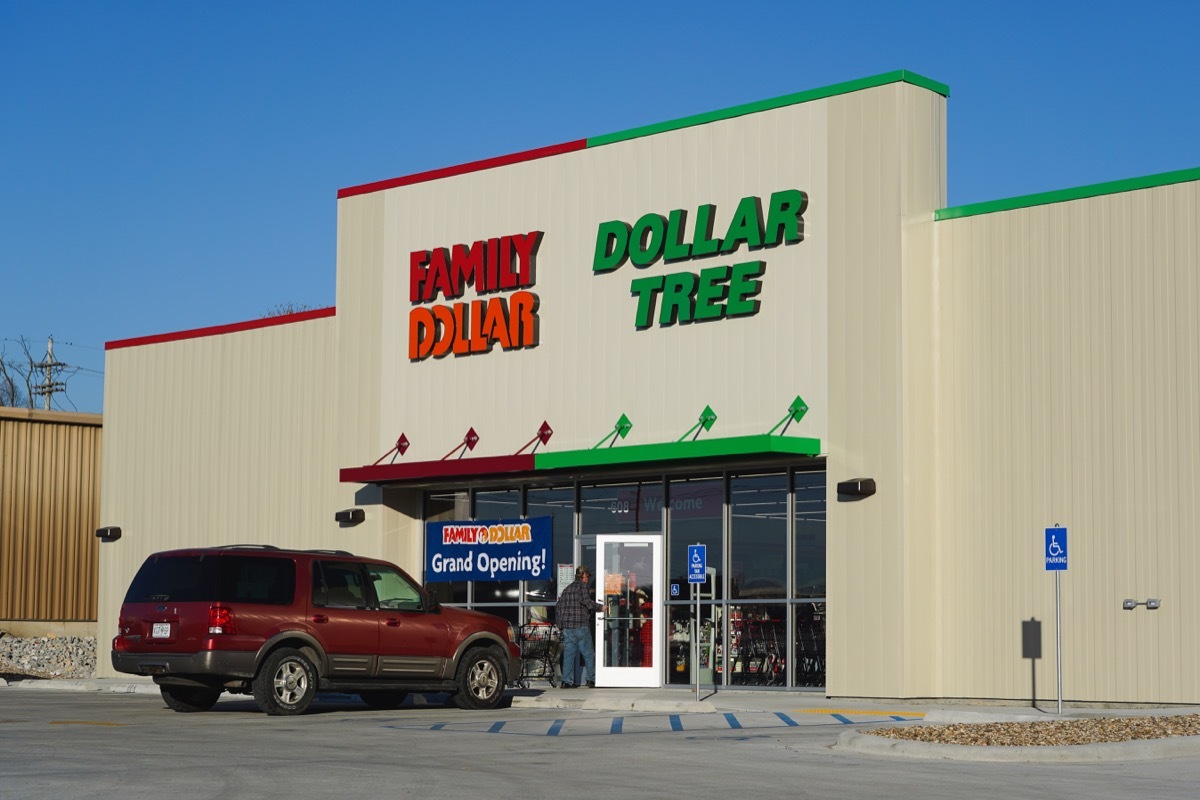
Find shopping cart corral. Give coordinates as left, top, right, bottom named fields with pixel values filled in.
left=511, top=623, right=562, bottom=688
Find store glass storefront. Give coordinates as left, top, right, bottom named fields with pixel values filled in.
left=418, top=466, right=826, bottom=689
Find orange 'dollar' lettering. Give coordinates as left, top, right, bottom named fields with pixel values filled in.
left=408, top=290, right=538, bottom=361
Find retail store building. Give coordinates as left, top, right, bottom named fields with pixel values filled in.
left=96, top=70, right=1200, bottom=704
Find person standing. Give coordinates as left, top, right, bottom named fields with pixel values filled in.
left=557, top=566, right=603, bottom=688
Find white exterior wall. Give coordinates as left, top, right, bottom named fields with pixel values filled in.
left=95, top=71, right=1200, bottom=703
left=825, top=84, right=945, bottom=698
left=932, top=181, right=1200, bottom=703
left=96, top=315, right=349, bottom=676
left=344, top=110, right=832, bottom=462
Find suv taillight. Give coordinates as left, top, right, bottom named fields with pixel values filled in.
left=209, top=605, right=236, bottom=635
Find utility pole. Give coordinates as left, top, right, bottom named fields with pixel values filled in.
left=30, top=335, right=67, bottom=411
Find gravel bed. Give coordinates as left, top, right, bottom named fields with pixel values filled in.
left=0, top=632, right=97, bottom=680
left=870, top=715, right=1200, bottom=747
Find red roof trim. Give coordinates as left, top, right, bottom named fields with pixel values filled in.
left=336, top=139, right=588, bottom=199
left=340, top=454, right=536, bottom=484
left=105, top=307, right=336, bottom=351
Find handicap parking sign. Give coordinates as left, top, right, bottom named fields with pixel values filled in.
left=1045, top=527, right=1067, bottom=571
left=687, top=544, right=706, bottom=583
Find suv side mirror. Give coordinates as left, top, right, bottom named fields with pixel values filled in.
left=423, top=585, right=440, bottom=612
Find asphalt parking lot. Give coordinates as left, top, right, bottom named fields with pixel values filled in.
left=6, top=678, right=1200, bottom=800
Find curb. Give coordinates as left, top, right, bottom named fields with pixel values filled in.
left=511, top=693, right=716, bottom=714
left=4, top=678, right=159, bottom=696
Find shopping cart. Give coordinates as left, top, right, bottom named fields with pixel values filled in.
left=511, top=622, right=562, bottom=688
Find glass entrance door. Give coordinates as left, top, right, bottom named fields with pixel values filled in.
left=594, top=534, right=662, bottom=688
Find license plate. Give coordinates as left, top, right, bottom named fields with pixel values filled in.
left=151, top=622, right=170, bottom=639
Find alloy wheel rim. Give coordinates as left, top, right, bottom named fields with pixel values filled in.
left=274, top=661, right=308, bottom=704
left=470, top=660, right=499, bottom=699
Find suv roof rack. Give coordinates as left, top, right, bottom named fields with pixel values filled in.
left=216, top=544, right=281, bottom=550
left=304, top=548, right=354, bottom=556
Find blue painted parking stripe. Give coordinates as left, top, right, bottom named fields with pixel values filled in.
left=379, top=709, right=917, bottom=737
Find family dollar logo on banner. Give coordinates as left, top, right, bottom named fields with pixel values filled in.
left=425, top=516, right=553, bottom=582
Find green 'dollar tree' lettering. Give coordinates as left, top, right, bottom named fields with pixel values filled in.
left=592, top=189, right=807, bottom=273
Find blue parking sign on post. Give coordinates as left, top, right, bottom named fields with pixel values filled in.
left=687, top=544, right=706, bottom=583
left=1045, top=527, right=1067, bottom=571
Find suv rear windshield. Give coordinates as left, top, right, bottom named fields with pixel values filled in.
left=124, top=554, right=296, bottom=605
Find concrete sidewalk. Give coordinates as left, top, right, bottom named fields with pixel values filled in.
left=6, top=674, right=1200, bottom=762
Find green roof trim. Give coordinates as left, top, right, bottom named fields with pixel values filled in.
left=534, top=433, right=822, bottom=471
left=936, top=166, right=1200, bottom=221
left=586, top=70, right=949, bottom=149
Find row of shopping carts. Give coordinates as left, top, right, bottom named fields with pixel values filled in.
left=727, top=618, right=825, bottom=687
left=510, top=617, right=825, bottom=688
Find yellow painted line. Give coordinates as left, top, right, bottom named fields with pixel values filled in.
left=49, top=720, right=127, bottom=727
left=791, top=709, right=925, bottom=717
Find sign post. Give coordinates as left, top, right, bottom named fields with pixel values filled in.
left=1044, top=526, right=1068, bottom=714
left=687, top=544, right=706, bottom=701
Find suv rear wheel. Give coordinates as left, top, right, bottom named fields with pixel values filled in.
left=253, top=647, right=317, bottom=716
left=160, top=685, right=222, bottom=712
left=452, top=646, right=506, bottom=710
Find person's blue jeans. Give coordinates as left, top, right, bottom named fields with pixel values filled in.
left=561, top=625, right=595, bottom=686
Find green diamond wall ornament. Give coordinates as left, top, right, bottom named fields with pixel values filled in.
left=594, top=413, right=634, bottom=449
left=678, top=405, right=719, bottom=441
left=616, top=413, right=632, bottom=438
left=788, top=396, right=809, bottom=423
left=769, top=394, right=810, bottom=435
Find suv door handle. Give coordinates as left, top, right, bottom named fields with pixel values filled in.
left=386, top=618, right=402, bottom=627
left=312, top=614, right=329, bottom=624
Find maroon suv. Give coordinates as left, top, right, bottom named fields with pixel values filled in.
left=112, top=545, right=521, bottom=715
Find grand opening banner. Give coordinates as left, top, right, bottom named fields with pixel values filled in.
left=425, top=516, right=552, bottom=582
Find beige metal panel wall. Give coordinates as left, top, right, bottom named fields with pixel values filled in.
left=0, top=408, right=102, bottom=622
left=364, top=104, right=831, bottom=465
left=825, top=83, right=946, bottom=698
left=934, top=181, right=1200, bottom=703
left=332, top=194, right=388, bottom=557
left=95, top=315, right=340, bottom=676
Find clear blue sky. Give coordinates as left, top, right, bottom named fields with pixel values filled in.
left=3, top=1, right=1197, bottom=414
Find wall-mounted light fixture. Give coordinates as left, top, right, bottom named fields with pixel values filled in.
left=837, top=478, right=876, bottom=499
left=334, top=508, right=365, bottom=525
left=95, top=526, right=122, bottom=542
left=1122, top=598, right=1161, bottom=610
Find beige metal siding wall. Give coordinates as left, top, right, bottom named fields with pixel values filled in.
left=825, top=83, right=946, bottom=698
left=0, top=408, right=102, bottom=622
left=332, top=193, right=387, bottom=558
left=934, top=181, right=1200, bottom=703
left=336, top=101, right=837, bottom=600
left=95, top=315, right=344, bottom=677
left=366, top=107, right=831, bottom=463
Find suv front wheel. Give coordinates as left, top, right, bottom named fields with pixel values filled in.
left=452, top=646, right=506, bottom=710
left=253, top=647, right=318, bottom=716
